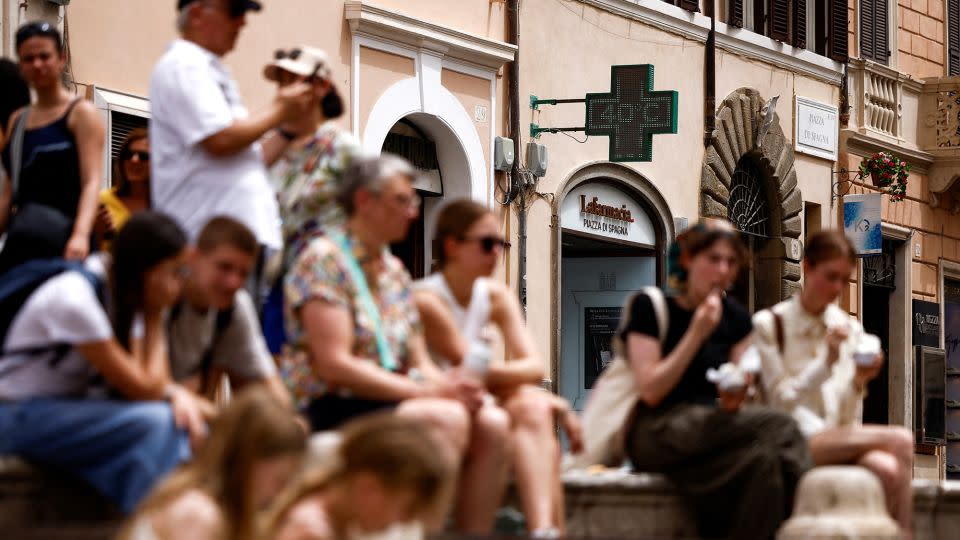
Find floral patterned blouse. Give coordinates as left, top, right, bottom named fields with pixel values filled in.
left=282, top=226, right=421, bottom=405
left=269, top=122, right=360, bottom=264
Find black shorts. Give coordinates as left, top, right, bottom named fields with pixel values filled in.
left=305, top=393, right=399, bottom=432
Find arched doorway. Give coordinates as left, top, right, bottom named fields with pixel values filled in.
left=375, top=113, right=476, bottom=277
left=726, top=152, right=782, bottom=312
left=553, top=165, right=673, bottom=411
left=701, top=88, right=804, bottom=312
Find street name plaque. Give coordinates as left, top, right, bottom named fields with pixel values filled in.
left=585, top=64, right=678, bottom=162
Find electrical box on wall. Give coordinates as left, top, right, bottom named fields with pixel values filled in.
left=526, top=142, right=548, bottom=177
left=494, top=137, right=514, bottom=172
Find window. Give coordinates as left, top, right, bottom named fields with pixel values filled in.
left=729, top=0, right=847, bottom=61
left=92, top=87, right=150, bottom=187
left=662, top=0, right=700, bottom=12
left=949, top=0, right=960, bottom=76
left=859, top=0, right=890, bottom=64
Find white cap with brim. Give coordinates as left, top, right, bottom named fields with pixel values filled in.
left=264, top=46, right=332, bottom=82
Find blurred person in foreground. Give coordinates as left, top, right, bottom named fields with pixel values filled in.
left=753, top=230, right=914, bottom=539
left=414, top=199, right=583, bottom=538
left=266, top=414, right=451, bottom=540
left=621, top=219, right=810, bottom=540
left=0, top=212, right=207, bottom=513
left=121, top=386, right=306, bottom=540
left=0, top=22, right=104, bottom=269
left=282, top=155, right=509, bottom=533
left=260, top=45, right=360, bottom=358
left=150, top=0, right=313, bottom=268
left=166, top=216, right=290, bottom=406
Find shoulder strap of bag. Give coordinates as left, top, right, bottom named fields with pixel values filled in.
left=329, top=231, right=398, bottom=372
left=641, top=286, right=669, bottom=344
left=9, top=106, right=30, bottom=199
left=772, top=311, right=785, bottom=355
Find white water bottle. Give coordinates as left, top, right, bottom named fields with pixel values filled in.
left=463, top=338, right=492, bottom=382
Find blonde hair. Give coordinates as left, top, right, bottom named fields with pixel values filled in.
left=120, top=387, right=307, bottom=540
left=264, top=414, right=452, bottom=537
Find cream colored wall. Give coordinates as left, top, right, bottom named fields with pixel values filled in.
left=374, top=0, right=507, bottom=41
left=441, top=69, right=493, bottom=181
left=519, top=0, right=840, bottom=369
left=357, top=47, right=415, bottom=134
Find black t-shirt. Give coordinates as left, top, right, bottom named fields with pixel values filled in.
left=620, top=293, right=752, bottom=408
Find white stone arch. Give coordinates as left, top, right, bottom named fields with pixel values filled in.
left=361, top=63, right=489, bottom=268
left=361, top=71, right=488, bottom=206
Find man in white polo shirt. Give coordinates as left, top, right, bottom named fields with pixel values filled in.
left=149, top=0, right=312, bottom=250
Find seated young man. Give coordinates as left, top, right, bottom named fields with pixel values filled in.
left=167, top=216, right=289, bottom=405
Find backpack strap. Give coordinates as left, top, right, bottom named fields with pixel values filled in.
left=772, top=311, right=785, bottom=355
left=168, top=302, right=234, bottom=393
left=199, top=307, right=234, bottom=394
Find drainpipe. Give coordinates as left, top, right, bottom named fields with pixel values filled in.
left=703, top=0, right=716, bottom=148
left=507, top=0, right=526, bottom=313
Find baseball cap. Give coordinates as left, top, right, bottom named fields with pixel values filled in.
left=264, top=46, right=332, bottom=82
left=177, top=0, right=262, bottom=17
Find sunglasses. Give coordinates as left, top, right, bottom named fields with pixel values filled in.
left=462, top=235, right=509, bottom=253
left=15, top=21, right=63, bottom=50
left=123, top=150, right=150, bottom=162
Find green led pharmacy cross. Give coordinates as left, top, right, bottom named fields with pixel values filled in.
left=585, top=64, right=678, bottom=162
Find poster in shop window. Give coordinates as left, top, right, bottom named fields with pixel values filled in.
left=843, top=193, right=882, bottom=256
left=584, top=306, right=622, bottom=389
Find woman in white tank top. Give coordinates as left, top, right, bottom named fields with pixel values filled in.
left=414, top=199, right=582, bottom=538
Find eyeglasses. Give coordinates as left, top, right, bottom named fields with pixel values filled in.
left=381, top=192, right=421, bottom=211
left=123, top=150, right=150, bottom=162
left=461, top=235, right=509, bottom=253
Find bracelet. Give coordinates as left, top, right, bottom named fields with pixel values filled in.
left=277, top=128, right=298, bottom=141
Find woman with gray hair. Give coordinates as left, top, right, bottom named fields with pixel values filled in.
left=282, top=154, right=512, bottom=534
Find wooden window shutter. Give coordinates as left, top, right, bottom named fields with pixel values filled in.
left=828, top=0, right=849, bottom=62
left=770, top=0, right=791, bottom=41
left=729, top=0, right=744, bottom=27
left=949, top=0, right=959, bottom=75
left=875, top=0, right=889, bottom=63
left=679, top=0, right=700, bottom=12
left=794, top=0, right=807, bottom=48
left=860, top=0, right=876, bottom=60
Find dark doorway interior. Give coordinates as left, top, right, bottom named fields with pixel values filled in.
left=861, top=240, right=898, bottom=425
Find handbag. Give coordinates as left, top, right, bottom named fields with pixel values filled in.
left=1, top=106, right=74, bottom=270
left=565, top=286, right=669, bottom=470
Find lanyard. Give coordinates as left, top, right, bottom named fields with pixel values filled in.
left=329, top=232, right=398, bottom=372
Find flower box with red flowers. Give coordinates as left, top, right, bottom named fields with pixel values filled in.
left=859, top=152, right=911, bottom=202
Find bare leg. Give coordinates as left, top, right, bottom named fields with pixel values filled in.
left=503, top=386, right=562, bottom=533
left=454, top=402, right=511, bottom=534
left=809, top=425, right=913, bottom=539
left=396, top=398, right=470, bottom=532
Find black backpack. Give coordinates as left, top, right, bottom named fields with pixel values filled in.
left=0, top=258, right=104, bottom=376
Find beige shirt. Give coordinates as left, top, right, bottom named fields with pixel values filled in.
left=753, top=295, right=866, bottom=437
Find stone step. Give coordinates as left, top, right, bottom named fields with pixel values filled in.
left=3, top=456, right=960, bottom=539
